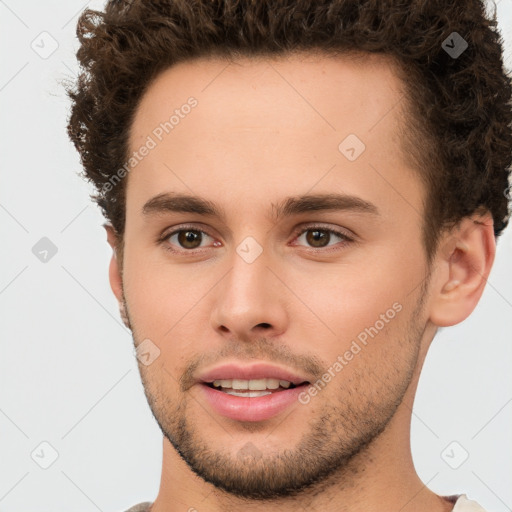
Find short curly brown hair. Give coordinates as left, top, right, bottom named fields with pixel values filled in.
left=66, top=0, right=512, bottom=262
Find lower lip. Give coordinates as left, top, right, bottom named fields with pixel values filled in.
left=198, top=383, right=308, bottom=422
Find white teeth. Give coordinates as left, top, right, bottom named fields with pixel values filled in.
left=248, top=378, right=267, bottom=390
left=232, top=379, right=249, bottom=389
left=225, top=390, right=272, bottom=397
left=266, top=378, right=280, bottom=389
left=211, top=378, right=293, bottom=390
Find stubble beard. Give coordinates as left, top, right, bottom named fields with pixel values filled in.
left=126, top=297, right=426, bottom=501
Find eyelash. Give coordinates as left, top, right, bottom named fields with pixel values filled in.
left=158, top=223, right=355, bottom=255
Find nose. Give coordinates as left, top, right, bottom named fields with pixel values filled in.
left=210, top=245, right=289, bottom=341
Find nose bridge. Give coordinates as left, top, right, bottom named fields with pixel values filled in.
left=210, top=234, right=287, bottom=336
left=223, top=239, right=271, bottom=311
left=222, top=220, right=272, bottom=298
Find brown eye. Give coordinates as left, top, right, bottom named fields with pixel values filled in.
left=294, top=225, right=353, bottom=250
left=305, top=229, right=330, bottom=247
left=161, top=225, right=219, bottom=254
left=176, top=230, right=203, bottom=249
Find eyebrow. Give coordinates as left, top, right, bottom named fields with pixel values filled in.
left=141, top=192, right=380, bottom=221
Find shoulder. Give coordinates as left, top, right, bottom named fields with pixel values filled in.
left=452, top=494, right=488, bottom=512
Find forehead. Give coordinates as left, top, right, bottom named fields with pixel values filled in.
left=126, top=51, right=421, bottom=225
left=131, top=51, right=406, bottom=143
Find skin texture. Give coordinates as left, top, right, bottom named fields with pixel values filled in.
left=105, top=52, right=495, bottom=511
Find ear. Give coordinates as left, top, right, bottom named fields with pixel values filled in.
left=103, top=223, right=124, bottom=303
left=428, top=211, right=496, bottom=327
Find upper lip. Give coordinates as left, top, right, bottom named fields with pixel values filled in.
left=197, top=362, right=311, bottom=386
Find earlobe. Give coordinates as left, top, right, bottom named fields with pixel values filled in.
left=103, top=223, right=124, bottom=303
left=429, top=213, right=496, bottom=327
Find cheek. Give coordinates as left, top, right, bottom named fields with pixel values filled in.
left=286, top=250, right=424, bottom=365
left=123, top=248, right=219, bottom=343
left=294, top=287, right=404, bottom=376
left=295, top=258, right=416, bottom=329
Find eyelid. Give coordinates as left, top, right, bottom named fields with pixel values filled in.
left=292, top=223, right=355, bottom=240
left=159, top=223, right=214, bottom=240
left=159, top=222, right=355, bottom=253
left=290, top=223, right=355, bottom=250
left=158, top=223, right=217, bottom=249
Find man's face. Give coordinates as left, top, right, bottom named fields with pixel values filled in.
left=119, top=53, right=432, bottom=498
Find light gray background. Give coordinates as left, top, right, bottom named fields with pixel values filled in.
left=1, top=1, right=511, bottom=511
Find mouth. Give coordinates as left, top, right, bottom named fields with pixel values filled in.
left=196, top=362, right=313, bottom=421
left=199, top=378, right=311, bottom=422
left=203, top=378, right=308, bottom=397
